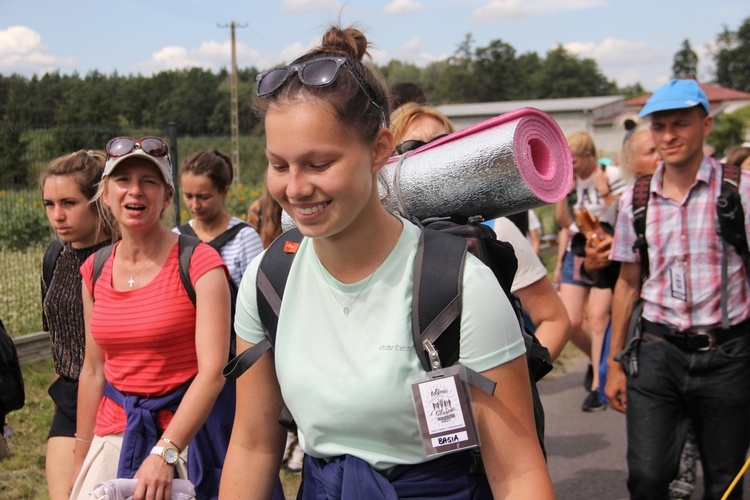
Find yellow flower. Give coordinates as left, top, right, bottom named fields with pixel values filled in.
left=0, top=190, right=6, bottom=197
left=17, top=197, right=24, bottom=203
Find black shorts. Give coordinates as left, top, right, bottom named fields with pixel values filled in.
left=48, top=376, right=78, bottom=438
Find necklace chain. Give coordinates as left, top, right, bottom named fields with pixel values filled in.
left=126, top=242, right=163, bottom=288
left=316, top=221, right=401, bottom=316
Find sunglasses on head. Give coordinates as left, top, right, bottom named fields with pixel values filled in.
left=394, top=134, right=449, bottom=156
left=256, top=56, right=386, bottom=126
left=106, top=136, right=169, bottom=159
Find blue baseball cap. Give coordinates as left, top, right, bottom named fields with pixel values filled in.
left=638, top=79, right=710, bottom=118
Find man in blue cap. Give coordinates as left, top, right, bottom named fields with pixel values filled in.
left=605, top=79, right=750, bottom=499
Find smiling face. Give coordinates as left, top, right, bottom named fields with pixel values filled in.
left=180, top=172, right=227, bottom=224
left=264, top=99, right=387, bottom=241
left=42, top=175, right=101, bottom=248
left=649, top=106, right=712, bottom=171
left=103, top=158, right=172, bottom=231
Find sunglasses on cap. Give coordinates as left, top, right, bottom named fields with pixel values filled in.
left=105, top=136, right=169, bottom=159
left=256, top=56, right=386, bottom=126
left=394, top=134, right=449, bottom=156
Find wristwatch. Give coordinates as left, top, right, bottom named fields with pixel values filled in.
left=150, top=445, right=180, bottom=465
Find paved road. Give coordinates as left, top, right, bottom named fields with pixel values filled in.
left=540, top=352, right=749, bottom=499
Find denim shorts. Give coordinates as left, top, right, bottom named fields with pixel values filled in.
left=560, top=250, right=590, bottom=287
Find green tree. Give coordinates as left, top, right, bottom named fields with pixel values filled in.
left=535, top=45, right=616, bottom=98
left=672, top=39, right=698, bottom=79
left=473, top=39, right=522, bottom=102
left=435, top=33, right=477, bottom=103
left=713, top=16, right=750, bottom=92
left=708, top=105, right=750, bottom=156
left=0, top=75, right=30, bottom=185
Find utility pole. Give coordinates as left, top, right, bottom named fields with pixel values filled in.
left=219, top=21, right=246, bottom=186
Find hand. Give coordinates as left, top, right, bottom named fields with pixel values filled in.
left=133, top=454, right=175, bottom=500
left=605, top=361, right=627, bottom=413
left=591, top=167, right=610, bottom=197
left=553, top=266, right=562, bottom=288
left=583, top=233, right=613, bottom=272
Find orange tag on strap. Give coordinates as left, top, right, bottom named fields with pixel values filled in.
left=283, top=241, right=300, bottom=254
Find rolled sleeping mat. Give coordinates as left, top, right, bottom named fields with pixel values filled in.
left=281, top=106, right=573, bottom=229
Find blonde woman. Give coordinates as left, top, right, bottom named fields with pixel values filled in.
left=70, top=137, right=231, bottom=499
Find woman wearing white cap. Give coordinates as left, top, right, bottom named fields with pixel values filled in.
left=69, top=136, right=231, bottom=500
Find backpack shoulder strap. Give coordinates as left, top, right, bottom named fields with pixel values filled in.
left=717, top=162, right=749, bottom=260
left=42, top=239, right=64, bottom=295
left=42, top=239, right=64, bottom=330
left=178, top=223, right=197, bottom=238
left=223, top=228, right=303, bottom=380
left=208, top=222, right=251, bottom=251
left=413, top=227, right=466, bottom=371
left=91, top=244, right=115, bottom=295
left=631, top=174, right=653, bottom=283
left=177, top=234, right=200, bottom=306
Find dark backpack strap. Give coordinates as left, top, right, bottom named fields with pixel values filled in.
left=412, top=228, right=467, bottom=371
left=177, top=234, right=200, bottom=306
left=208, top=222, right=251, bottom=251
left=717, top=162, right=749, bottom=261
left=178, top=223, right=197, bottom=238
left=223, top=228, right=303, bottom=380
left=42, top=239, right=64, bottom=295
left=91, top=244, right=115, bottom=297
left=631, top=174, right=653, bottom=284
left=42, top=239, right=64, bottom=330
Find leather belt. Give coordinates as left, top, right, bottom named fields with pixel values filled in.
left=642, top=318, right=749, bottom=352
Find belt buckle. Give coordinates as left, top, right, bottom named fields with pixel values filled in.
left=692, top=330, right=715, bottom=352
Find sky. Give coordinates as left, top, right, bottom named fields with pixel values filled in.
left=1, top=0, right=748, bottom=93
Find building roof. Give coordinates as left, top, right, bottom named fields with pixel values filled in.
left=436, top=95, right=625, bottom=117
left=624, top=81, right=750, bottom=108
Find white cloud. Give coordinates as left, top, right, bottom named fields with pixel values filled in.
left=563, top=37, right=672, bottom=89
left=472, top=0, right=605, bottom=23
left=0, top=26, right=76, bottom=77
left=383, top=37, right=446, bottom=67
left=282, top=0, right=341, bottom=13
left=383, top=0, right=425, bottom=15
left=128, top=40, right=268, bottom=75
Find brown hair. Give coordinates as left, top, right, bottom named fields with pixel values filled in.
left=40, top=150, right=114, bottom=239
left=390, top=103, right=454, bottom=146
left=259, top=187, right=283, bottom=248
left=253, top=24, right=389, bottom=143
left=179, top=150, right=233, bottom=192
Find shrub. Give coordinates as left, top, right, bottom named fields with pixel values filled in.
left=0, top=189, right=51, bottom=250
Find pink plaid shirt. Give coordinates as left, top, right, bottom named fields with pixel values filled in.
left=612, top=156, right=750, bottom=331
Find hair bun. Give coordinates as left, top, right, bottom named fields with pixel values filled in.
left=320, top=25, right=370, bottom=62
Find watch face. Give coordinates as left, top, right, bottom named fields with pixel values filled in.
left=163, top=447, right=179, bottom=464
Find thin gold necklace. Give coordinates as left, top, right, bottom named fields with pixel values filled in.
left=316, top=220, right=401, bottom=316
left=126, top=241, right=163, bottom=288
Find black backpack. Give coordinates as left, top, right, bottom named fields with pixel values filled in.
left=90, top=234, right=238, bottom=358
left=0, top=317, right=25, bottom=415
left=223, top=216, right=552, bottom=453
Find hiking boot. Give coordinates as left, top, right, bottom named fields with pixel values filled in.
left=582, top=389, right=607, bottom=412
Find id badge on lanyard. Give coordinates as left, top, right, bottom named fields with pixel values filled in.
left=410, top=364, right=480, bottom=458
